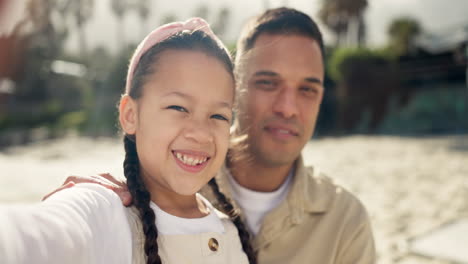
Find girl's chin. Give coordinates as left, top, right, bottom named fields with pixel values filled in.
left=169, top=182, right=207, bottom=196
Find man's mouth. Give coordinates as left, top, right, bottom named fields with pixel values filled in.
left=264, top=126, right=299, bottom=137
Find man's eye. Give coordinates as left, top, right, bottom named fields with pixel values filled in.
left=300, top=86, right=319, bottom=96
left=300, top=86, right=315, bottom=92
left=211, top=114, right=229, bottom=122
left=167, top=105, right=188, bottom=112
left=254, top=79, right=277, bottom=90
left=256, top=80, right=273, bottom=85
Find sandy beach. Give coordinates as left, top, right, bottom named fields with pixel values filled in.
left=1, top=135, right=467, bottom=263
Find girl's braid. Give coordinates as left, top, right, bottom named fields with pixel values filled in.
left=208, top=178, right=257, bottom=264
left=124, top=136, right=162, bottom=264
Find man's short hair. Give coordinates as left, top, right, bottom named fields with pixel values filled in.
left=235, top=7, right=324, bottom=63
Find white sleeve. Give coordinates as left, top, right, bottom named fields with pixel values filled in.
left=0, top=183, right=132, bottom=264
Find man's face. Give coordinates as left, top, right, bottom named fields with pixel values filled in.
left=236, top=33, right=324, bottom=167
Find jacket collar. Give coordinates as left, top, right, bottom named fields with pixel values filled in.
left=216, top=154, right=334, bottom=249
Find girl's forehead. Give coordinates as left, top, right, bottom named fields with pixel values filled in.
left=140, top=50, right=234, bottom=105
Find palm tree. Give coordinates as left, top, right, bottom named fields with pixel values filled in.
left=193, top=4, right=209, bottom=20
left=136, top=0, right=151, bottom=38
left=160, top=13, right=177, bottom=25
left=212, top=7, right=230, bottom=39
left=69, top=0, right=94, bottom=60
left=319, top=0, right=368, bottom=47
left=111, top=0, right=127, bottom=50
left=388, top=17, right=421, bottom=56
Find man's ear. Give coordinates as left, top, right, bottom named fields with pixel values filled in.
left=119, top=95, right=137, bottom=135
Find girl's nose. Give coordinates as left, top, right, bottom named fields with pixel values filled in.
left=183, top=119, right=214, bottom=144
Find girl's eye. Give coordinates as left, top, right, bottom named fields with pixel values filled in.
left=167, top=105, right=188, bottom=112
left=211, top=114, right=229, bottom=122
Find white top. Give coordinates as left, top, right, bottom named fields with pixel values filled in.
left=150, top=194, right=225, bottom=235
left=0, top=183, right=132, bottom=264
left=227, top=168, right=294, bottom=235
left=0, top=183, right=247, bottom=264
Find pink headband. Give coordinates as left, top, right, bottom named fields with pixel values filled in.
left=125, top=17, right=225, bottom=94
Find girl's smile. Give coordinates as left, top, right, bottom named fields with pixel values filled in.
left=172, top=150, right=211, bottom=173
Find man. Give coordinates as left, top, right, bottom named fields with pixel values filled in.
left=206, top=8, right=375, bottom=263
left=50, top=7, right=376, bottom=264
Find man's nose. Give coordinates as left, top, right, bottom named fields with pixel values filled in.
left=272, top=87, right=299, bottom=119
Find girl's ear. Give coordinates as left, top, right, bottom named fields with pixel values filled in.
left=119, top=95, right=138, bottom=135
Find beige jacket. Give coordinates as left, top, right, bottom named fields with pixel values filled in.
left=125, top=205, right=249, bottom=264
left=207, top=155, right=376, bottom=264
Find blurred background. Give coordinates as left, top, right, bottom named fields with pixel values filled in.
left=0, top=0, right=467, bottom=263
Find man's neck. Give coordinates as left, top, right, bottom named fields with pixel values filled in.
left=227, top=152, right=295, bottom=192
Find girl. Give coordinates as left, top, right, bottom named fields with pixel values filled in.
left=0, top=18, right=255, bottom=264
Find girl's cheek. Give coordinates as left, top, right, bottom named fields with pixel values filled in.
left=211, top=120, right=231, bottom=133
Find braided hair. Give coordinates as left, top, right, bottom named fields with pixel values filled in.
left=122, top=30, right=256, bottom=263
left=208, top=178, right=257, bottom=264
left=124, top=135, right=161, bottom=263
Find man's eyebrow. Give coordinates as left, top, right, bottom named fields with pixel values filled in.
left=253, top=71, right=279, bottom=77
left=305, top=77, right=322, bottom=85
left=254, top=71, right=323, bottom=85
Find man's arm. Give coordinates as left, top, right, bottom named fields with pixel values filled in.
left=42, top=173, right=133, bottom=206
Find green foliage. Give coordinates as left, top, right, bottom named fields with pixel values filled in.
left=82, top=45, right=134, bottom=136
left=380, top=85, right=467, bottom=134
left=56, top=111, right=88, bottom=130
left=328, top=47, right=394, bottom=82
left=387, top=17, right=421, bottom=56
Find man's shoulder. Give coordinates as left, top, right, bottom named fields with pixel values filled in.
left=301, top=165, right=368, bottom=215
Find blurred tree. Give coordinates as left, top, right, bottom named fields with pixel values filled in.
left=84, top=46, right=119, bottom=136
left=161, top=13, right=177, bottom=25
left=15, top=0, right=68, bottom=100
left=212, top=7, right=230, bottom=38
left=56, top=0, right=95, bottom=61
left=193, top=4, right=209, bottom=20
left=329, top=48, right=397, bottom=132
left=319, top=0, right=368, bottom=47
left=111, top=0, right=127, bottom=50
left=89, top=45, right=134, bottom=136
left=135, top=0, right=151, bottom=38
left=0, top=0, right=96, bottom=140
left=69, top=0, right=94, bottom=61
left=388, top=17, right=421, bottom=56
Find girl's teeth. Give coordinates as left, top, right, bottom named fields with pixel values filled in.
left=174, top=152, right=208, bottom=166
